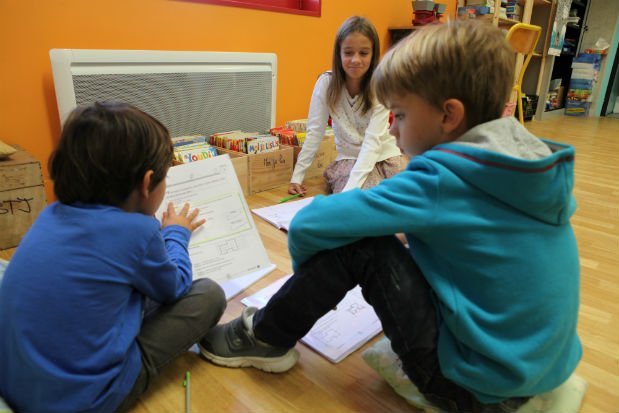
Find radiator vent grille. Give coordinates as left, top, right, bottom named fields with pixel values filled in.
left=73, top=71, right=273, bottom=137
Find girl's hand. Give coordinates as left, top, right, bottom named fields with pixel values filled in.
left=288, top=183, right=307, bottom=196
left=161, top=202, right=206, bottom=232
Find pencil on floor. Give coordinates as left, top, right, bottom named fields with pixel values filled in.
left=278, top=193, right=302, bottom=203
left=183, top=371, right=190, bottom=413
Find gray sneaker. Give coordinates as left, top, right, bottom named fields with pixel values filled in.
left=199, top=306, right=299, bottom=373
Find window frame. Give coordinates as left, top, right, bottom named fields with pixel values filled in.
left=195, top=0, right=321, bottom=17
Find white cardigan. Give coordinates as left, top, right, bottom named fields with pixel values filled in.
left=291, top=73, right=401, bottom=192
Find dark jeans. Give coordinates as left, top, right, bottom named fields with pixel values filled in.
left=253, top=236, right=528, bottom=413
left=115, top=278, right=226, bottom=412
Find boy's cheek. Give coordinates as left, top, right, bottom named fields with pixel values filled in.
left=395, top=137, right=407, bottom=154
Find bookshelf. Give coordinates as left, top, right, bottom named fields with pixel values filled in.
left=518, top=0, right=557, bottom=110
left=542, top=0, right=589, bottom=115
left=391, top=1, right=557, bottom=120
left=387, top=26, right=423, bottom=46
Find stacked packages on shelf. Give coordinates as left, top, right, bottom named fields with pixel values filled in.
left=457, top=0, right=509, bottom=19
left=412, top=1, right=447, bottom=25
left=565, top=53, right=602, bottom=116
left=505, top=1, right=521, bottom=20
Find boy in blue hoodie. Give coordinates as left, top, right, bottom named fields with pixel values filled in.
left=201, top=20, right=582, bottom=412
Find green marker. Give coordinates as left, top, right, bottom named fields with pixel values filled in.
left=278, top=193, right=302, bottom=204
left=183, top=371, right=190, bottom=413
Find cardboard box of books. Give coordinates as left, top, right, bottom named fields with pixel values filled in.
left=0, top=147, right=47, bottom=249
left=219, top=145, right=294, bottom=194
left=248, top=145, right=293, bottom=194
left=288, top=135, right=337, bottom=179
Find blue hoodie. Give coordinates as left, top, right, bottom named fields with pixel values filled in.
left=288, top=117, right=582, bottom=403
left=0, top=203, right=192, bottom=412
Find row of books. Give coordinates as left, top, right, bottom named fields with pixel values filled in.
left=172, top=116, right=334, bottom=162
left=285, top=118, right=307, bottom=133
left=172, top=135, right=219, bottom=163
left=270, top=118, right=336, bottom=147
left=270, top=126, right=307, bottom=146
left=209, top=130, right=279, bottom=154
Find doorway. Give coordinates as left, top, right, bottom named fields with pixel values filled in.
left=600, top=45, right=619, bottom=117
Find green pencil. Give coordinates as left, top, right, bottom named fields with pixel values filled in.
left=278, top=193, right=302, bottom=204
left=183, top=371, right=190, bottom=413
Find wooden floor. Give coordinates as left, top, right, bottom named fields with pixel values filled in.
left=1, top=116, right=617, bottom=412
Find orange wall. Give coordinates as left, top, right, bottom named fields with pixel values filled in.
left=0, top=0, right=455, bottom=201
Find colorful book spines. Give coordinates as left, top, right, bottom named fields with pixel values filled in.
left=285, top=119, right=307, bottom=133
left=246, top=135, right=279, bottom=154
left=270, top=127, right=306, bottom=146
left=210, top=130, right=280, bottom=154
left=173, top=142, right=219, bottom=163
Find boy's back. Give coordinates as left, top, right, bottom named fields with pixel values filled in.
left=0, top=202, right=190, bottom=412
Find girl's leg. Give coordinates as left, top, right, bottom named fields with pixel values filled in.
left=361, top=155, right=406, bottom=189
left=115, top=278, right=226, bottom=412
left=323, top=159, right=355, bottom=193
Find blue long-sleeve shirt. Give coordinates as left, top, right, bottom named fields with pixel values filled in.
left=0, top=202, right=192, bottom=412
left=288, top=117, right=582, bottom=403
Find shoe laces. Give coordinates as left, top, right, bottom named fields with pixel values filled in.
left=228, top=315, right=255, bottom=349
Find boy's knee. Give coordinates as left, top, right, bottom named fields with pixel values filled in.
left=191, top=278, right=227, bottom=319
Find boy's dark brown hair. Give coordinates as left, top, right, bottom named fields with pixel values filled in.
left=49, top=102, right=173, bottom=206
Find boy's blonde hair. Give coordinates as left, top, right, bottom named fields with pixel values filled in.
left=373, top=20, right=515, bottom=129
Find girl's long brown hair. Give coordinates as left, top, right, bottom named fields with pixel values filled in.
left=326, top=16, right=380, bottom=115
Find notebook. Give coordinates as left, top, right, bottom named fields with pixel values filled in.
left=251, top=196, right=315, bottom=231
left=241, top=274, right=382, bottom=363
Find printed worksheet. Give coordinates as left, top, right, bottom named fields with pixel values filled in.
left=157, top=155, right=275, bottom=299
left=242, top=274, right=382, bottom=363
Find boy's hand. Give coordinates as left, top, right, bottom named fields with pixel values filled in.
left=161, top=202, right=206, bottom=232
left=288, top=183, right=307, bottom=196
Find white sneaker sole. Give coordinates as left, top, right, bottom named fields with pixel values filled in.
left=200, top=346, right=300, bottom=373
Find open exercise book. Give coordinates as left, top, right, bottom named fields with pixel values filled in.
left=156, top=155, right=275, bottom=299
left=242, top=274, right=382, bottom=363
left=252, top=196, right=315, bottom=231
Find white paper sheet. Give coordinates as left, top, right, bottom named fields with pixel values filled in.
left=157, top=155, right=275, bottom=299
left=241, top=274, right=382, bottom=363
left=251, top=196, right=315, bottom=231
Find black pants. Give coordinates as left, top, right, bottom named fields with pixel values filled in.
left=253, top=236, right=528, bottom=413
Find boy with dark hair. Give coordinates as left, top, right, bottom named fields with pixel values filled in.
left=201, top=21, right=581, bottom=412
left=0, top=102, right=226, bottom=412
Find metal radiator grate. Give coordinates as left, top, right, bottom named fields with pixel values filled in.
left=72, top=71, right=272, bottom=137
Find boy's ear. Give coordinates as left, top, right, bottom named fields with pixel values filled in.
left=441, top=99, right=466, bottom=135
left=140, top=170, right=155, bottom=198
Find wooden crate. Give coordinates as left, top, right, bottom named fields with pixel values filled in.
left=215, top=148, right=249, bottom=196
left=290, top=135, right=337, bottom=179
left=0, top=149, right=47, bottom=249
left=218, top=146, right=294, bottom=194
